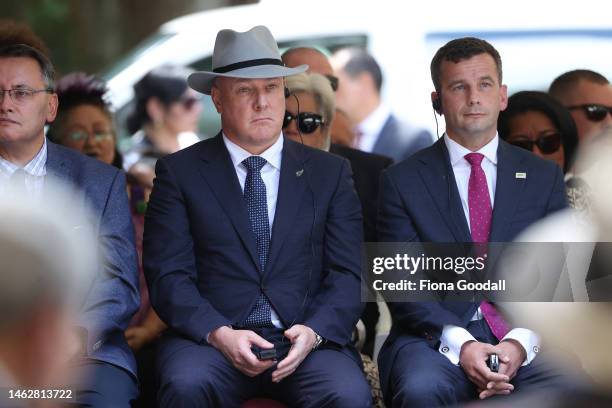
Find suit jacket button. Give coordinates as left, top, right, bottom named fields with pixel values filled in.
left=441, top=346, right=449, bottom=353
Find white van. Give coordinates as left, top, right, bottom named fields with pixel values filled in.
left=104, top=0, right=612, bottom=141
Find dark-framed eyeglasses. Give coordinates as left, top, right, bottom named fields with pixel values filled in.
left=180, top=95, right=202, bottom=110
left=325, top=75, right=339, bottom=92
left=66, top=129, right=114, bottom=142
left=283, top=111, right=325, bottom=134
left=508, top=132, right=562, bottom=154
left=0, top=88, right=54, bottom=104
left=568, top=104, right=612, bottom=122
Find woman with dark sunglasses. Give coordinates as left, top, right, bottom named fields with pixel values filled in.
left=284, top=72, right=335, bottom=150
left=498, top=90, right=578, bottom=174
left=123, top=64, right=203, bottom=172
left=498, top=91, right=591, bottom=210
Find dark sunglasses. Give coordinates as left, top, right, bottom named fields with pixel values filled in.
left=568, top=104, right=612, bottom=122
left=325, top=74, right=339, bottom=92
left=180, top=96, right=202, bottom=110
left=508, top=133, right=562, bottom=154
left=283, top=111, right=324, bottom=134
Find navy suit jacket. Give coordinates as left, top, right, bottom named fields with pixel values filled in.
left=376, top=137, right=567, bottom=392
left=143, top=134, right=363, bottom=352
left=372, top=114, right=432, bottom=163
left=46, top=141, right=139, bottom=377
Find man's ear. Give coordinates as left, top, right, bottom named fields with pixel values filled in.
left=46, top=93, right=58, bottom=123
left=210, top=85, right=223, bottom=114
left=431, top=91, right=442, bottom=115
left=499, top=84, right=509, bottom=111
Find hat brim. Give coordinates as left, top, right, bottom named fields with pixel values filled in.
left=188, top=64, right=308, bottom=95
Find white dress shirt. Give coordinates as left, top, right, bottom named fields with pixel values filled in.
left=439, top=134, right=540, bottom=366
left=0, top=137, right=47, bottom=197
left=223, top=133, right=283, bottom=328
left=355, top=103, right=391, bottom=153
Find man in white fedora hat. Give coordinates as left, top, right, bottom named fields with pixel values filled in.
left=144, top=25, right=372, bottom=407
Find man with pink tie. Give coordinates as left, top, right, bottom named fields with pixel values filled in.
left=377, top=37, right=569, bottom=406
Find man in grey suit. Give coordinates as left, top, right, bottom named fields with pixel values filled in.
left=0, top=44, right=139, bottom=407
left=331, top=47, right=432, bottom=162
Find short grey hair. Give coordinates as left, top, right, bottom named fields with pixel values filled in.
left=285, top=72, right=335, bottom=147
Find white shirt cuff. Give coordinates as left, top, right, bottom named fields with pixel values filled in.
left=439, top=325, right=477, bottom=365
left=502, top=328, right=541, bottom=366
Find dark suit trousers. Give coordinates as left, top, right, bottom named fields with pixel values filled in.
left=386, top=320, right=575, bottom=407
left=72, top=360, right=138, bottom=408
left=156, top=333, right=372, bottom=408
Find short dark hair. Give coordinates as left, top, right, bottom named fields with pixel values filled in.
left=0, top=43, right=55, bottom=89
left=126, top=65, right=193, bottom=135
left=549, top=69, right=610, bottom=100
left=498, top=90, right=578, bottom=173
left=337, top=47, right=383, bottom=93
left=430, top=37, right=502, bottom=93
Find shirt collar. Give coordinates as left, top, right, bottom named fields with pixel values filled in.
left=0, top=137, right=47, bottom=176
left=357, top=103, right=391, bottom=137
left=222, top=132, right=283, bottom=171
left=444, top=133, right=498, bottom=167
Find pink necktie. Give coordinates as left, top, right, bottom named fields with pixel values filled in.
left=464, top=153, right=510, bottom=340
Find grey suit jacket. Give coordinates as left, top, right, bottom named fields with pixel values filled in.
left=372, top=113, right=432, bottom=163
left=46, top=140, right=139, bottom=377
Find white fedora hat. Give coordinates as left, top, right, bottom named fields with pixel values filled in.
left=188, top=25, right=308, bottom=95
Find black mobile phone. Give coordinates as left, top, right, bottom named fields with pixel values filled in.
left=488, top=353, right=499, bottom=373
left=251, top=346, right=276, bottom=360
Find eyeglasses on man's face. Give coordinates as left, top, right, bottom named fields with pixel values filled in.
left=0, top=87, right=54, bottom=104
left=568, top=104, right=612, bottom=122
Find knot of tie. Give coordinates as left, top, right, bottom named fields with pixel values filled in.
left=464, top=152, right=484, bottom=167
left=242, top=156, right=267, bottom=173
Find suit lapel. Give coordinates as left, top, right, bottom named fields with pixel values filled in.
left=266, top=139, right=308, bottom=277
left=45, top=140, right=75, bottom=183
left=490, top=141, right=525, bottom=242
left=418, top=140, right=472, bottom=242
left=197, top=134, right=261, bottom=273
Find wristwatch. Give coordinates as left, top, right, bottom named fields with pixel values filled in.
left=312, top=332, right=324, bottom=350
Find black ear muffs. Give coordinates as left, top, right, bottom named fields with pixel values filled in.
left=284, top=87, right=290, bottom=98
left=432, top=94, right=442, bottom=115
